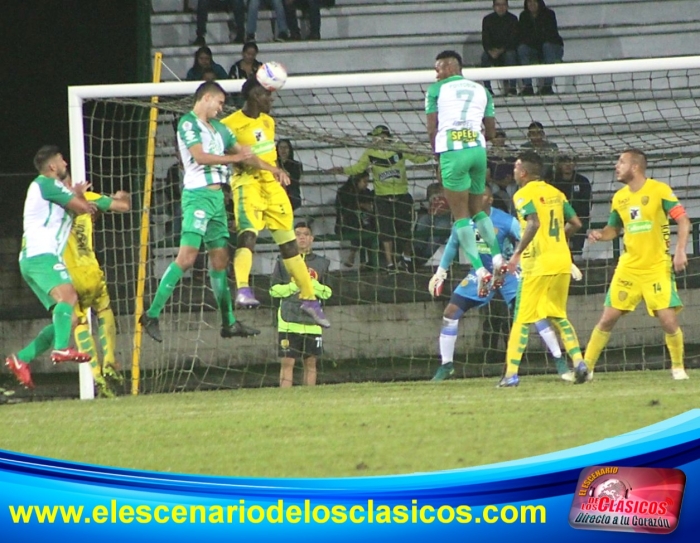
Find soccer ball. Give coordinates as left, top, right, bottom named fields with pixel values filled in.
left=256, top=62, right=288, bottom=91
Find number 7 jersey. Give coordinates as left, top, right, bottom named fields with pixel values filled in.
left=513, top=181, right=575, bottom=277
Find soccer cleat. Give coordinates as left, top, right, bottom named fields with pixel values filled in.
left=553, top=356, right=574, bottom=382
left=672, top=368, right=690, bottom=380
left=491, top=257, right=508, bottom=291
left=221, top=321, right=261, bottom=338
left=574, top=361, right=591, bottom=384
left=560, top=371, right=576, bottom=383
left=5, top=354, right=34, bottom=389
left=497, top=374, right=520, bottom=388
left=300, top=300, right=331, bottom=328
left=103, top=364, right=124, bottom=386
left=235, top=287, right=261, bottom=309
left=476, top=269, right=493, bottom=297
left=432, top=362, right=455, bottom=382
left=139, top=314, right=163, bottom=343
left=95, top=375, right=116, bottom=399
left=51, top=348, right=92, bottom=364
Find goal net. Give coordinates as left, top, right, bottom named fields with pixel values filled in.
left=68, top=57, right=700, bottom=394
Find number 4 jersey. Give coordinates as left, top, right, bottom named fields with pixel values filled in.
left=513, top=181, right=576, bottom=277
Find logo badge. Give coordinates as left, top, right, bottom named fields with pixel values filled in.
left=629, top=207, right=641, bottom=220
left=641, top=196, right=649, bottom=206
left=569, top=466, right=686, bottom=534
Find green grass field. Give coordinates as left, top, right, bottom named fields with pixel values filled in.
left=1, top=370, right=698, bottom=478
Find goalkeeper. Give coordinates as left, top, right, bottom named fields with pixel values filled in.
left=63, top=180, right=130, bottom=398
left=430, top=187, right=580, bottom=382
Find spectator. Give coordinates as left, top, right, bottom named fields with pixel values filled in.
left=270, top=222, right=331, bottom=387
left=193, top=0, right=246, bottom=46
left=246, top=0, right=290, bottom=42
left=552, top=155, right=592, bottom=259
left=284, top=0, right=322, bottom=40
left=487, top=129, right=518, bottom=214
left=517, top=0, right=564, bottom=95
left=329, top=125, right=430, bottom=273
left=481, top=0, right=519, bottom=96
left=414, top=182, right=452, bottom=261
left=201, top=67, right=218, bottom=81
left=335, top=172, right=378, bottom=269
left=520, top=121, right=558, bottom=181
left=277, top=139, right=303, bottom=210
left=228, top=41, right=262, bottom=79
left=185, top=46, right=229, bottom=81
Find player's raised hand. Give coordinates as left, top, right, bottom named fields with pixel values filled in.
left=588, top=230, right=603, bottom=243
left=428, top=267, right=447, bottom=297
left=326, top=166, right=344, bottom=174
left=506, top=253, right=521, bottom=275
left=112, top=190, right=130, bottom=201
left=72, top=181, right=92, bottom=196
left=673, top=250, right=688, bottom=273
left=273, top=168, right=291, bottom=186
left=230, top=146, right=254, bottom=162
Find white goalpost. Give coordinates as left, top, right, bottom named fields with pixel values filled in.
left=68, top=56, right=700, bottom=398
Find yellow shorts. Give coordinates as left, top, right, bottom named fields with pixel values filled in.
left=232, top=181, right=293, bottom=234
left=513, top=273, right=571, bottom=324
left=605, top=265, right=682, bottom=316
left=69, top=265, right=111, bottom=321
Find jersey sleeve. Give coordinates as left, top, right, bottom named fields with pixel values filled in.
left=343, top=150, right=371, bottom=175
left=425, top=83, right=439, bottom=114
left=607, top=209, right=623, bottom=228
left=37, top=177, right=74, bottom=207
left=514, top=189, right=536, bottom=219
left=484, top=88, right=495, bottom=118
left=84, top=191, right=113, bottom=212
left=563, top=201, right=577, bottom=221
left=178, top=116, right=202, bottom=149
left=658, top=183, right=681, bottom=215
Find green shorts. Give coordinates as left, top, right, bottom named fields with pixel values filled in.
left=181, top=187, right=229, bottom=249
left=439, top=147, right=487, bottom=194
left=20, top=253, right=73, bottom=310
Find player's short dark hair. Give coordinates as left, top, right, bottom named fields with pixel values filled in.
left=622, top=148, right=647, bottom=169
left=295, top=221, right=313, bottom=233
left=33, top=145, right=61, bottom=172
left=194, top=81, right=225, bottom=101
left=435, top=50, right=463, bottom=69
left=241, top=74, right=264, bottom=101
left=517, top=150, right=543, bottom=177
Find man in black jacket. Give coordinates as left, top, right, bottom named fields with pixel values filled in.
left=481, top=0, right=519, bottom=96
left=517, top=0, right=564, bottom=95
left=552, top=155, right=592, bottom=259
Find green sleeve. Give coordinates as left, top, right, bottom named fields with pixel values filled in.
left=313, top=282, right=332, bottom=300
left=519, top=200, right=537, bottom=218
left=405, top=152, right=431, bottom=164
left=425, top=83, right=439, bottom=114
left=178, top=115, right=202, bottom=149
left=607, top=209, right=623, bottom=228
left=563, top=201, right=576, bottom=221
left=662, top=199, right=680, bottom=215
left=269, top=282, right=300, bottom=298
left=93, top=195, right=114, bottom=212
left=484, top=89, right=495, bottom=117
left=37, top=177, right=74, bottom=207
left=343, top=150, right=371, bottom=176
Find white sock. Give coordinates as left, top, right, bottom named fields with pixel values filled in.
left=537, top=324, right=562, bottom=358
left=439, top=317, right=459, bottom=364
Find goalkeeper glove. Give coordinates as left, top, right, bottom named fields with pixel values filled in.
left=429, top=267, right=448, bottom=297
left=571, top=263, right=583, bottom=281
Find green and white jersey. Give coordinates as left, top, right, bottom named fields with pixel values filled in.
left=20, top=175, right=75, bottom=260
left=177, top=111, right=237, bottom=190
left=425, top=75, right=494, bottom=153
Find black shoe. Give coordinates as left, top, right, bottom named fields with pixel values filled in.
left=519, top=86, right=535, bottom=96
left=397, top=258, right=415, bottom=273
left=538, top=85, right=555, bottom=96
left=192, top=36, right=206, bottom=46
left=274, top=32, right=289, bottom=42
left=245, top=34, right=256, bottom=42
left=139, top=314, right=163, bottom=343
left=290, top=31, right=302, bottom=41
left=384, top=263, right=398, bottom=275
left=221, top=321, right=260, bottom=338
left=233, top=33, right=245, bottom=44
left=308, top=32, right=321, bottom=41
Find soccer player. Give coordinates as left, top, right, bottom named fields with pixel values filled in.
left=222, top=75, right=330, bottom=328
left=575, top=149, right=691, bottom=383
left=430, top=187, right=574, bottom=382
left=426, top=50, right=506, bottom=298
left=498, top=151, right=584, bottom=387
left=63, top=180, right=131, bottom=398
left=140, top=81, right=262, bottom=342
left=270, top=222, right=331, bottom=387
left=4, top=146, right=97, bottom=389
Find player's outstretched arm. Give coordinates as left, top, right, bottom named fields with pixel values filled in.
left=426, top=113, right=438, bottom=153
left=564, top=214, right=582, bottom=239
left=108, top=191, right=131, bottom=213
left=65, top=196, right=97, bottom=216
left=190, top=143, right=249, bottom=166
left=588, top=225, right=620, bottom=243
left=672, top=213, right=690, bottom=272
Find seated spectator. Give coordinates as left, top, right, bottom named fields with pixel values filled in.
left=552, top=155, right=592, bottom=259
left=520, top=121, right=558, bottom=181
left=335, top=172, right=378, bottom=269
left=229, top=42, right=263, bottom=79
left=487, top=129, right=517, bottom=214
left=518, top=0, right=564, bottom=95
left=481, top=0, right=519, bottom=96
left=193, top=0, right=246, bottom=46
left=277, top=139, right=303, bottom=210
left=246, top=0, right=290, bottom=42
left=284, top=0, right=322, bottom=40
left=413, top=182, right=452, bottom=261
left=201, top=67, right=218, bottom=81
left=185, top=46, right=229, bottom=81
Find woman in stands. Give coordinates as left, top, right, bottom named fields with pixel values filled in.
left=335, top=172, right=378, bottom=269
left=277, top=139, right=303, bottom=210
left=228, top=42, right=262, bottom=79
left=185, top=46, right=229, bottom=81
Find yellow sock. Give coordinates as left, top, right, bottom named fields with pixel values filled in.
left=283, top=254, right=315, bottom=300
left=505, top=323, right=529, bottom=376
left=74, top=321, right=100, bottom=379
left=665, top=329, right=684, bottom=370
left=584, top=326, right=611, bottom=371
left=234, top=247, right=253, bottom=289
left=98, top=307, right=117, bottom=368
left=551, top=318, right=583, bottom=363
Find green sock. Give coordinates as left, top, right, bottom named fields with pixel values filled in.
left=209, top=268, right=236, bottom=327
left=52, top=302, right=74, bottom=350
left=17, top=324, right=55, bottom=362
left=147, top=262, right=184, bottom=318
left=454, top=218, right=483, bottom=271
left=473, top=211, right=501, bottom=258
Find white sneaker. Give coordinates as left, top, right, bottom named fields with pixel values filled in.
left=672, top=368, right=689, bottom=380
left=560, top=371, right=575, bottom=382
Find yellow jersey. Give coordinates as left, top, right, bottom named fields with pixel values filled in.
left=608, top=178, right=680, bottom=271
left=220, top=109, right=277, bottom=189
left=63, top=192, right=112, bottom=270
left=513, top=181, right=574, bottom=277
